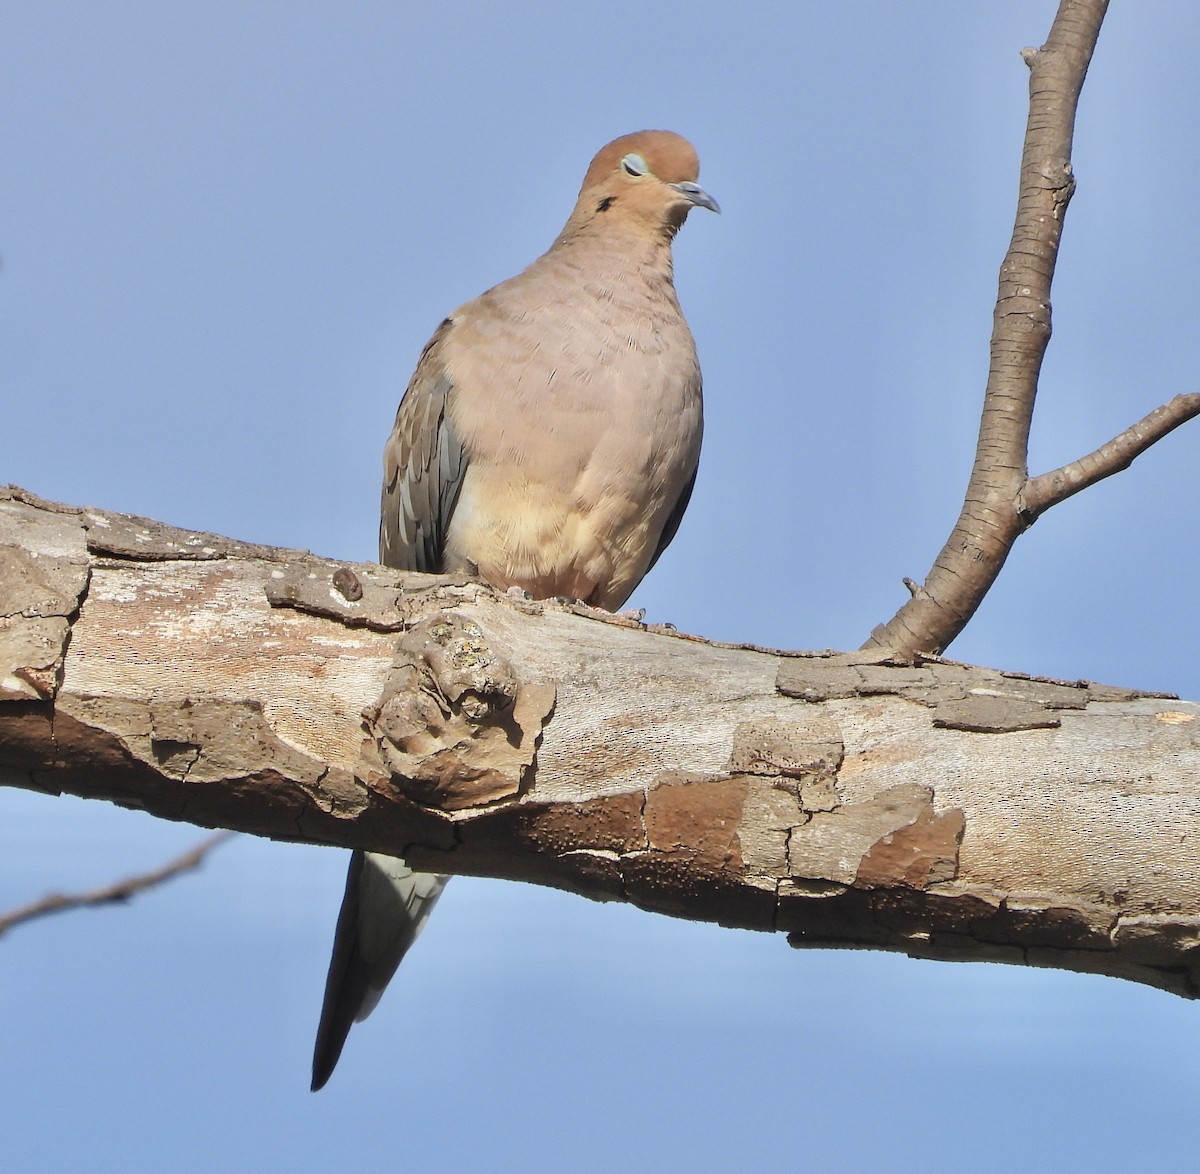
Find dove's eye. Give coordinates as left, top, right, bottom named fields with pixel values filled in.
left=620, top=153, right=648, bottom=177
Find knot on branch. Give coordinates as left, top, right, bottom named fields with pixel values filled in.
left=265, top=558, right=474, bottom=632
left=1051, top=169, right=1076, bottom=218
left=365, top=613, right=555, bottom=812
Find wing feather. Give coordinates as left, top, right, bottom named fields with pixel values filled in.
left=379, top=319, right=467, bottom=572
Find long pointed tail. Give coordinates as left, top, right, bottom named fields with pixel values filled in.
left=311, top=851, right=449, bottom=1090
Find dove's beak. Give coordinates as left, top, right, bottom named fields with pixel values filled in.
left=668, top=181, right=720, bottom=214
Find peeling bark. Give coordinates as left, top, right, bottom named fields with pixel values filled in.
left=3, top=486, right=1199, bottom=998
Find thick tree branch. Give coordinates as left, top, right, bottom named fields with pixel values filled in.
left=0, top=832, right=232, bottom=936
left=3, top=487, right=1200, bottom=998
left=864, top=0, right=1200, bottom=657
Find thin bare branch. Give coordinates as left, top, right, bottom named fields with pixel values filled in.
left=866, top=0, right=1112, bottom=657
left=0, top=832, right=233, bottom=936
left=1025, top=393, right=1200, bottom=516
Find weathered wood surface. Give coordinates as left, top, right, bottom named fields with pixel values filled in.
left=3, top=485, right=1198, bottom=995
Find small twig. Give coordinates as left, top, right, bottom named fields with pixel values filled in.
left=0, top=831, right=233, bottom=936
left=1025, top=393, right=1200, bottom=516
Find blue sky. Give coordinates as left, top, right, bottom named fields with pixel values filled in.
left=3, top=3, right=1199, bottom=1170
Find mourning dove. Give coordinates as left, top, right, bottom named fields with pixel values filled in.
left=311, top=130, right=717, bottom=1090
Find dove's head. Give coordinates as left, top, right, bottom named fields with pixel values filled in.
left=570, top=130, right=718, bottom=239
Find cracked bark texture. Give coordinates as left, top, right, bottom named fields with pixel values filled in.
left=3, top=486, right=1198, bottom=998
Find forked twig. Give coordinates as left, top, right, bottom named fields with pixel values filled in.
left=865, top=0, right=1198, bottom=657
